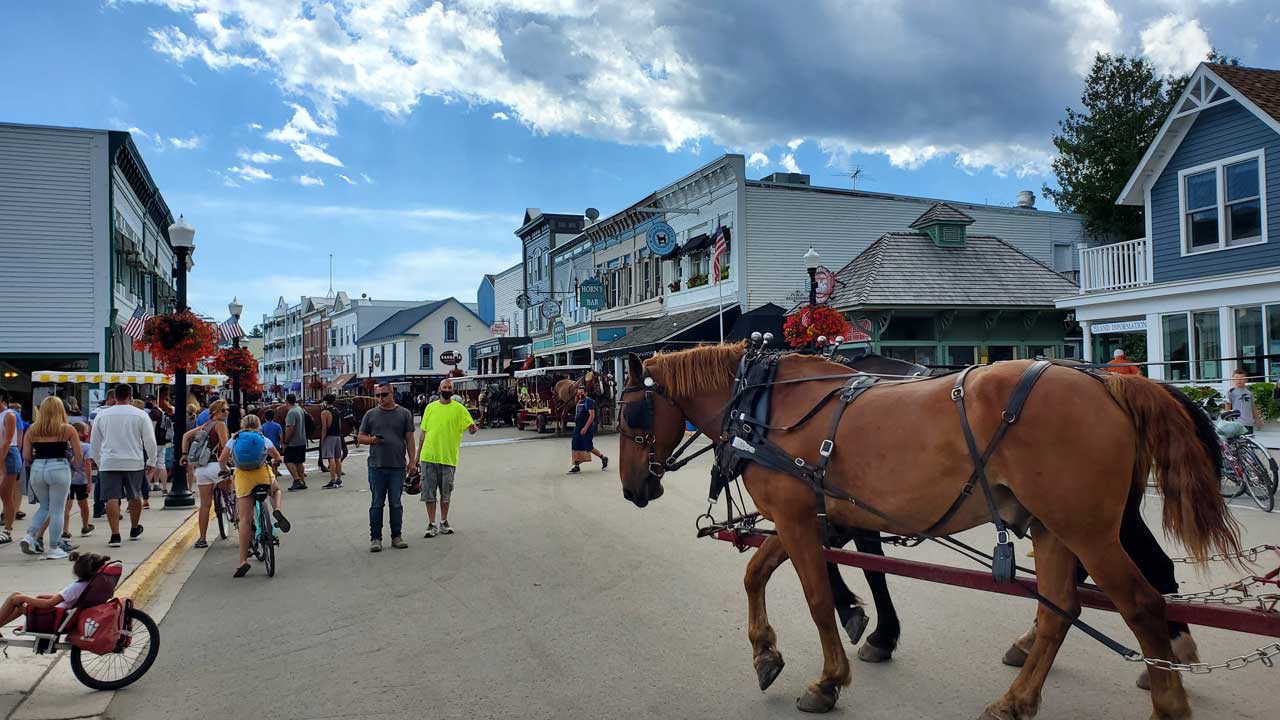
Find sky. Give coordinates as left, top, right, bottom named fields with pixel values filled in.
left=3, top=0, right=1279, bottom=327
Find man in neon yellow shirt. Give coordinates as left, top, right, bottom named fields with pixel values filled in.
left=418, top=378, right=477, bottom=537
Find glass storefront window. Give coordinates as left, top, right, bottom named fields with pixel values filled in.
left=882, top=346, right=935, bottom=365
left=1026, top=345, right=1056, bottom=359
left=987, top=345, right=1016, bottom=362
left=1193, top=310, right=1221, bottom=380
left=1162, top=314, right=1190, bottom=382
left=946, top=346, right=975, bottom=367
left=1236, top=306, right=1265, bottom=380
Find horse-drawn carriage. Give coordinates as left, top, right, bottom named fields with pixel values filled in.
left=451, top=373, right=517, bottom=428
left=512, top=364, right=611, bottom=436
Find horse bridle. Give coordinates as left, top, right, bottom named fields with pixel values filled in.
left=618, top=379, right=711, bottom=480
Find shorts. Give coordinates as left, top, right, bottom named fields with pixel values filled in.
left=150, top=444, right=168, bottom=470
left=194, top=463, right=224, bottom=487
left=4, top=447, right=20, bottom=476
left=69, top=484, right=90, bottom=501
left=99, top=470, right=147, bottom=501
left=283, top=445, right=306, bottom=464
left=321, top=436, right=343, bottom=459
left=234, top=465, right=276, bottom=498
left=419, top=462, right=455, bottom=503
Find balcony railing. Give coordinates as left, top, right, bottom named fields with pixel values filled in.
left=1079, top=238, right=1151, bottom=293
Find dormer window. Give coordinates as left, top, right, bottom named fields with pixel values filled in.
left=1179, top=149, right=1266, bottom=255
left=909, top=202, right=975, bottom=248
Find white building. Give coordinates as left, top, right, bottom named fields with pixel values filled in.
left=260, top=295, right=335, bottom=396
left=0, top=123, right=179, bottom=410
left=328, top=295, right=424, bottom=386
left=357, top=298, right=493, bottom=385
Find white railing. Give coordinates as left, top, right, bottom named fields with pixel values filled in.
left=1079, top=238, right=1151, bottom=293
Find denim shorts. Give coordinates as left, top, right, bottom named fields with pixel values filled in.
left=4, top=447, right=21, bottom=476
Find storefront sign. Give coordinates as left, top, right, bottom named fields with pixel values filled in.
left=489, top=321, right=509, bottom=336
left=814, top=266, right=837, bottom=303
left=540, top=300, right=561, bottom=320
left=847, top=317, right=873, bottom=343
left=439, top=350, right=463, bottom=367
left=578, top=278, right=607, bottom=310
left=1091, top=320, right=1147, bottom=334
left=552, top=320, right=567, bottom=346
left=646, top=221, right=678, bottom=257
left=476, top=344, right=500, bottom=358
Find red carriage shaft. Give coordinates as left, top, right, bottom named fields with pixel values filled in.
left=713, top=529, right=1280, bottom=639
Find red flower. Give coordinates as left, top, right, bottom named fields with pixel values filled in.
left=782, top=306, right=852, bottom=349
left=210, top=347, right=262, bottom=398
left=133, top=311, right=219, bottom=375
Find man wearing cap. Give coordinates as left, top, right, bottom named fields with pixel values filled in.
left=1106, top=348, right=1141, bottom=376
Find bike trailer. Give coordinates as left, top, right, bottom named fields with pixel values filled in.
left=20, top=561, right=124, bottom=654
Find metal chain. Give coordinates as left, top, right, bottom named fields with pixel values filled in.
left=1169, top=544, right=1280, bottom=564
left=1125, top=642, right=1280, bottom=673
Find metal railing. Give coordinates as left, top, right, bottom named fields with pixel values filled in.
left=1079, top=238, right=1151, bottom=293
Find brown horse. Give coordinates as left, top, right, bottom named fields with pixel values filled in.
left=616, top=344, right=1238, bottom=719
left=553, top=372, right=605, bottom=434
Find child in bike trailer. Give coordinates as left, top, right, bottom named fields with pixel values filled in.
left=217, top=414, right=291, bottom=578
left=0, top=552, right=111, bottom=634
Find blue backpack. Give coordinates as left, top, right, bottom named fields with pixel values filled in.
left=233, top=431, right=266, bottom=470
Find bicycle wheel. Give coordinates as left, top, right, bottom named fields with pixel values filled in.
left=250, top=503, right=264, bottom=561
left=214, top=491, right=228, bottom=540
left=1240, top=450, right=1275, bottom=512
left=259, top=504, right=276, bottom=578
left=70, top=607, right=160, bottom=691
left=1243, top=437, right=1280, bottom=497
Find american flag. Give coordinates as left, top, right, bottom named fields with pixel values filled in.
left=123, top=305, right=153, bottom=341
left=711, top=226, right=730, bottom=284
left=218, top=317, right=245, bottom=344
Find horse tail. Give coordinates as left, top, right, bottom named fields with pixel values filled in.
left=1102, top=374, right=1240, bottom=563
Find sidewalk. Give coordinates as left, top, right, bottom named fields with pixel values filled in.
left=1252, top=425, right=1280, bottom=450
left=0, top=499, right=195, bottom=719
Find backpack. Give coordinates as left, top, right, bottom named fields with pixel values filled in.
left=154, top=412, right=174, bottom=446
left=232, top=431, right=266, bottom=470
left=187, top=423, right=215, bottom=468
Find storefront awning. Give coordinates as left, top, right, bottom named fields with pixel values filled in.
left=682, top=233, right=711, bottom=253
left=31, top=371, right=230, bottom=387
left=595, top=304, right=739, bottom=357
left=514, top=364, right=591, bottom=378
left=327, top=373, right=356, bottom=391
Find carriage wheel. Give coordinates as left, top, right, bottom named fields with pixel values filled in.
left=70, top=607, right=160, bottom=691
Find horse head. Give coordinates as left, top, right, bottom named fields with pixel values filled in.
left=616, top=353, right=685, bottom=508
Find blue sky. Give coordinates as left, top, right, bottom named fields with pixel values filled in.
left=3, top=1, right=1278, bottom=326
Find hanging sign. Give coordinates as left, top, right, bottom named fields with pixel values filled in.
left=577, top=278, right=607, bottom=310
left=846, top=317, right=873, bottom=343
left=439, top=350, right=463, bottom=367
left=1091, top=320, right=1147, bottom=334
left=814, top=266, right=837, bottom=303
left=552, top=320, right=567, bottom=346
left=490, top=321, right=510, bottom=336
left=646, top=221, right=678, bottom=257
left=540, top=300, right=562, bottom=320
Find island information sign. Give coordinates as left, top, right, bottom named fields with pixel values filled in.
left=646, top=221, right=677, bottom=257
left=577, top=278, right=606, bottom=310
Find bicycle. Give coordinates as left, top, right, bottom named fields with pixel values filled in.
left=246, top=483, right=278, bottom=577
left=1216, top=410, right=1277, bottom=512
left=212, top=479, right=238, bottom=541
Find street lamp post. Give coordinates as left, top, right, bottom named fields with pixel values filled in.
left=804, top=246, right=821, bottom=308
left=165, top=215, right=196, bottom=508
left=229, top=297, right=244, bottom=432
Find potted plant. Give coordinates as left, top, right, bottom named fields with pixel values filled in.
left=133, top=310, right=218, bottom=375
left=688, top=274, right=709, bottom=288
left=210, top=346, right=263, bottom=398
left=783, top=305, right=852, bottom=349
left=668, top=280, right=682, bottom=292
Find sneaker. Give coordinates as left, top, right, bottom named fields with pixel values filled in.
left=151, top=482, right=162, bottom=492
left=439, top=521, right=454, bottom=535
left=19, top=535, right=38, bottom=555
left=62, top=532, right=72, bottom=540
left=322, top=480, right=340, bottom=489
left=81, top=524, right=95, bottom=536
left=567, top=465, right=581, bottom=474
left=370, top=539, right=383, bottom=552
left=391, top=536, right=408, bottom=549
left=272, top=509, right=291, bottom=533
left=15, top=511, right=25, bottom=520
left=130, top=525, right=144, bottom=541
left=288, top=481, right=307, bottom=492
left=57, top=540, right=78, bottom=552
left=44, top=546, right=69, bottom=561
left=601, top=456, right=609, bottom=471
left=108, top=533, right=122, bottom=548
left=194, top=538, right=209, bottom=549
left=424, top=524, right=439, bottom=539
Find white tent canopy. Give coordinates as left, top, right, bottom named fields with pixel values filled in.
left=513, top=364, right=591, bottom=379
left=31, top=371, right=230, bottom=387
left=450, top=373, right=510, bottom=387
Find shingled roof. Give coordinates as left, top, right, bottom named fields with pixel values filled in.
left=358, top=300, right=448, bottom=342
left=829, top=233, right=1078, bottom=309
left=1210, top=64, right=1280, bottom=124
left=908, top=202, right=975, bottom=229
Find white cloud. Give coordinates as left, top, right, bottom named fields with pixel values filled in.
left=149, top=25, right=259, bottom=70
left=296, top=174, right=325, bottom=187
left=780, top=153, right=801, bottom=173
left=492, top=111, right=510, bottom=120
left=265, top=103, right=337, bottom=144
left=746, top=152, right=769, bottom=168
left=1141, top=15, right=1212, bottom=76
left=819, top=138, right=1053, bottom=178
left=248, top=122, right=263, bottom=130
left=169, top=135, right=204, bottom=149
left=237, top=149, right=282, bottom=163
left=507, top=154, right=524, bottom=163
left=292, top=143, right=344, bottom=167
left=1050, top=0, right=1123, bottom=75
left=227, top=164, right=273, bottom=182
left=337, top=173, right=356, bottom=185
left=360, top=173, right=375, bottom=184
left=786, top=138, right=804, bottom=151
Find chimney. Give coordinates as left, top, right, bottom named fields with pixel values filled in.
left=760, top=172, right=811, bottom=187
left=1017, top=190, right=1036, bottom=209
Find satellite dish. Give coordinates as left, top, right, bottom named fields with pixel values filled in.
left=585, top=207, right=600, bottom=222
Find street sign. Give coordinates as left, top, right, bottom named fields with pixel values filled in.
left=814, top=266, right=837, bottom=303
left=540, top=300, right=561, bottom=320
left=490, top=320, right=509, bottom=336
left=577, top=278, right=606, bottom=310
left=646, top=221, right=678, bottom=257
left=439, top=350, right=463, bottom=367
left=552, top=320, right=566, bottom=346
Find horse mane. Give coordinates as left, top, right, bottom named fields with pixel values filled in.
left=649, top=343, right=745, bottom=400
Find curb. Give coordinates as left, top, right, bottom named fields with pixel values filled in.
left=114, top=511, right=199, bottom=609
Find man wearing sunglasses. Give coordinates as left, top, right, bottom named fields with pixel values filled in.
left=357, top=383, right=416, bottom=552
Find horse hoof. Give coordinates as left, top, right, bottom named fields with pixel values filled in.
left=1001, top=644, right=1028, bottom=668
left=857, top=642, right=893, bottom=663
left=977, top=703, right=1018, bottom=720
left=755, top=656, right=785, bottom=691
left=796, top=685, right=839, bottom=714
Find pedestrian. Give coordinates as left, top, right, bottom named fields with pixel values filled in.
left=65, top=397, right=87, bottom=426
left=1106, top=348, right=1141, bottom=376
left=357, top=382, right=416, bottom=552
left=64, top=422, right=94, bottom=540
left=90, top=394, right=117, bottom=520
left=417, top=377, right=476, bottom=537
left=282, top=394, right=308, bottom=491
left=18, top=396, right=82, bottom=559
left=144, top=397, right=169, bottom=493
left=1225, top=368, right=1263, bottom=434
left=90, top=384, right=156, bottom=548
left=183, top=400, right=230, bottom=549
left=568, top=386, right=608, bottom=473
left=196, top=393, right=219, bottom=426
left=0, top=552, right=113, bottom=629
left=220, top=413, right=290, bottom=577
left=1, top=390, right=21, bottom=545
left=320, top=394, right=344, bottom=489
left=261, top=409, right=284, bottom=477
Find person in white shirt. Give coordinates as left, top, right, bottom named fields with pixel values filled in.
left=89, top=385, right=156, bottom=548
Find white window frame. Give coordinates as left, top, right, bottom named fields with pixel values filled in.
left=1161, top=309, right=1225, bottom=382
left=1178, top=149, right=1268, bottom=256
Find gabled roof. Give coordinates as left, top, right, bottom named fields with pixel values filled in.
left=1118, top=63, right=1280, bottom=206
left=909, top=202, right=974, bottom=228
left=828, top=233, right=1078, bottom=309
left=358, top=300, right=448, bottom=343
left=594, top=305, right=729, bottom=354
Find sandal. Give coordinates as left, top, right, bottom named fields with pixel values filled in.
left=0, top=529, right=10, bottom=545
left=233, top=563, right=251, bottom=578
left=194, top=538, right=209, bottom=549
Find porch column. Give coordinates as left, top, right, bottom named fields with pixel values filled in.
left=1219, top=306, right=1237, bottom=387
left=1081, top=321, right=1094, bottom=363
left=613, top=356, right=624, bottom=401
left=1144, top=314, right=1164, bottom=380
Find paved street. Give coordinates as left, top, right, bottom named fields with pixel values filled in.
left=106, top=430, right=1278, bottom=720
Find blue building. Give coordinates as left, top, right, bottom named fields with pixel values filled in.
left=476, top=274, right=495, bottom=326
left=1060, top=63, right=1280, bottom=384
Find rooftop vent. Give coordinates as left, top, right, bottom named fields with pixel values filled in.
left=1017, top=190, right=1036, bottom=209
left=759, top=172, right=810, bottom=186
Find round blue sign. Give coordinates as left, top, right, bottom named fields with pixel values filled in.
left=646, top=222, right=677, bottom=257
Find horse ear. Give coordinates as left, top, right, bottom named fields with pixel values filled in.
left=626, top=353, right=645, bottom=385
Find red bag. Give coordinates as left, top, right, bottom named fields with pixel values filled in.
left=65, top=599, right=127, bottom=655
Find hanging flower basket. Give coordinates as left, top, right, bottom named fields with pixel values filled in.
left=309, top=378, right=326, bottom=392
left=782, top=305, right=852, bottom=349
left=210, top=346, right=262, bottom=398
left=269, top=383, right=284, bottom=395
left=133, top=310, right=219, bottom=375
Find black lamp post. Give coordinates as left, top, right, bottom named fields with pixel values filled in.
left=165, top=216, right=196, bottom=508
left=228, top=296, right=244, bottom=432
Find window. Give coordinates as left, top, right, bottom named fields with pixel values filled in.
left=420, top=344, right=433, bottom=369
left=882, top=346, right=935, bottom=365
left=1193, top=310, right=1221, bottom=380
left=946, top=345, right=976, bottom=367
left=1162, top=314, right=1191, bottom=381
left=1236, top=306, right=1265, bottom=379
left=445, top=317, right=458, bottom=342
left=391, top=343, right=397, bottom=370
left=1053, top=244, right=1073, bottom=271
left=1179, top=150, right=1266, bottom=254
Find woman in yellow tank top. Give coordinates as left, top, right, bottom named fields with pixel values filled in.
left=217, top=414, right=290, bottom=578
